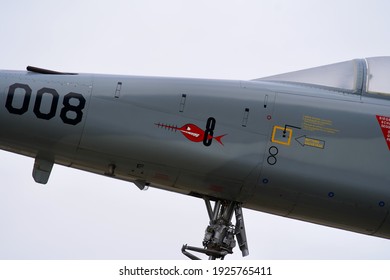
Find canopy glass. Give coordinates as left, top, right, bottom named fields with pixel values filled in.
left=257, top=57, right=390, bottom=96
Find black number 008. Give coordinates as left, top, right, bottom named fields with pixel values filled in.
left=5, top=83, right=86, bottom=125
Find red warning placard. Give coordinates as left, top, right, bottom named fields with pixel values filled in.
left=376, top=115, right=390, bottom=150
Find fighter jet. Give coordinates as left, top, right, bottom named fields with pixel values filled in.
left=0, top=57, right=389, bottom=259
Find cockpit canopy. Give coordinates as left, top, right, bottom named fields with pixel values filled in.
left=256, top=57, right=390, bottom=97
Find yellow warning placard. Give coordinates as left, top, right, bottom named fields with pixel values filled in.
left=295, top=135, right=325, bottom=149
left=304, top=137, right=325, bottom=149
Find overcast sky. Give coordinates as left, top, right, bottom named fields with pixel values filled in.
left=1, top=0, right=390, bottom=260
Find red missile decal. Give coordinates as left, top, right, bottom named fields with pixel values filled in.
left=155, top=121, right=227, bottom=146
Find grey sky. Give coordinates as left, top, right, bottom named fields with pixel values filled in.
left=1, top=0, right=390, bottom=259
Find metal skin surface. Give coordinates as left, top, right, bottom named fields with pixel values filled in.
left=1, top=58, right=390, bottom=258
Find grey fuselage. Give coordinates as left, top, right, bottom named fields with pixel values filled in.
left=0, top=67, right=389, bottom=242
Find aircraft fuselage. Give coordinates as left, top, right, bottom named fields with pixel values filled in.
left=1, top=65, right=389, bottom=252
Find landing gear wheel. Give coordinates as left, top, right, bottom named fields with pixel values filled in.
left=182, top=198, right=249, bottom=260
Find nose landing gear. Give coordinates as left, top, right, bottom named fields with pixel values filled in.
left=182, top=198, right=249, bottom=260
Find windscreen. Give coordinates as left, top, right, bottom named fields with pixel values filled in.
left=256, top=57, right=390, bottom=96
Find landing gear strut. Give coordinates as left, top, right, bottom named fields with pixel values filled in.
left=182, top=198, right=249, bottom=260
